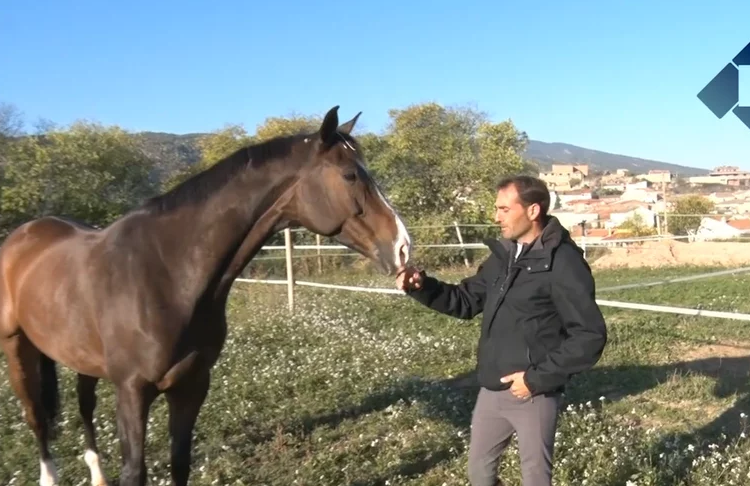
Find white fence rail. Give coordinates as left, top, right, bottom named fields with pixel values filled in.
left=236, top=228, right=750, bottom=320
left=262, top=226, right=750, bottom=251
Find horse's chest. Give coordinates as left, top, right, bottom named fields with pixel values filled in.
left=194, top=314, right=228, bottom=348
left=156, top=322, right=227, bottom=390
left=188, top=315, right=228, bottom=363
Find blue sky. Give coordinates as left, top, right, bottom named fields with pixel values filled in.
left=2, top=0, right=749, bottom=171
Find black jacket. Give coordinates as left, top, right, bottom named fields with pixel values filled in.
left=405, top=216, right=607, bottom=396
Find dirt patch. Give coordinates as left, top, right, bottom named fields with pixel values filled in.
left=678, top=342, right=750, bottom=376
left=682, top=342, right=750, bottom=360
left=591, top=241, right=750, bottom=269
left=642, top=398, right=728, bottom=429
left=649, top=398, right=726, bottom=417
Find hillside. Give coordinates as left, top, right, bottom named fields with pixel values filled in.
left=131, top=131, right=204, bottom=181
left=524, top=140, right=709, bottom=176
left=129, top=132, right=711, bottom=180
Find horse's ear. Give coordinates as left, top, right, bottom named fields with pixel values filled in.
left=319, top=105, right=339, bottom=144
left=337, top=111, right=362, bottom=135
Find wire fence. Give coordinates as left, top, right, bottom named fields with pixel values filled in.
left=236, top=227, right=750, bottom=320
left=253, top=219, right=750, bottom=263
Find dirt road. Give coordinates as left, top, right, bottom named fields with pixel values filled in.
left=590, top=240, right=750, bottom=268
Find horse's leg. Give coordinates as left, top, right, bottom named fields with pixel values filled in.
left=77, top=374, right=108, bottom=486
left=114, top=378, right=157, bottom=486
left=164, top=369, right=210, bottom=486
left=0, top=333, right=59, bottom=486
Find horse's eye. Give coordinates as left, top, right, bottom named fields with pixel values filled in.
left=343, top=173, right=357, bottom=182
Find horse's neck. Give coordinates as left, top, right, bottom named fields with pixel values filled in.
left=205, top=178, right=297, bottom=298
left=137, top=167, right=297, bottom=303
left=211, top=199, right=292, bottom=299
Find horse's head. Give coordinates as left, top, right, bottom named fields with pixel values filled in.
left=288, top=106, right=411, bottom=275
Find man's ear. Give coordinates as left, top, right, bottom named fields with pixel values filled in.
left=527, top=203, right=541, bottom=221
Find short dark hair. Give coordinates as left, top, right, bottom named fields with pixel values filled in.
left=496, top=175, right=551, bottom=218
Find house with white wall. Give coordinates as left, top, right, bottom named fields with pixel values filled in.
left=608, top=206, right=657, bottom=229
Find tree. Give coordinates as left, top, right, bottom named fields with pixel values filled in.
left=1, top=121, right=158, bottom=233
left=163, top=113, right=324, bottom=192
left=667, top=194, right=714, bottom=235
left=358, top=102, right=530, bottom=266
left=0, top=102, right=26, bottom=167
left=0, top=102, right=25, bottom=139
left=372, top=102, right=529, bottom=224
left=197, top=124, right=253, bottom=165
left=253, top=113, right=321, bottom=142
left=617, top=211, right=657, bottom=237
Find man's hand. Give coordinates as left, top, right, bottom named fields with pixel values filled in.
left=396, top=266, right=423, bottom=291
left=500, top=371, right=531, bottom=399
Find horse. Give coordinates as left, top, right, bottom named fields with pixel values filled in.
left=0, top=105, right=411, bottom=486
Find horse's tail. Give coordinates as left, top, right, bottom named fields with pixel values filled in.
left=39, top=353, right=60, bottom=429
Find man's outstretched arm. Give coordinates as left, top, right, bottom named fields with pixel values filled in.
left=400, top=257, right=493, bottom=320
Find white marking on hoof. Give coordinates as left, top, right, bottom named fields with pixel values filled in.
left=39, top=458, right=58, bottom=486
left=84, top=449, right=108, bottom=486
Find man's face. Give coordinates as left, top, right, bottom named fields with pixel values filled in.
left=494, top=184, right=536, bottom=241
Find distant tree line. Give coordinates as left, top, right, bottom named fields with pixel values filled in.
left=0, top=101, right=537, bottom=268
left=0, top=100, right=718, bottom=273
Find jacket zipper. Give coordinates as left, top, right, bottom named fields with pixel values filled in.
left=492, top=243, right=537, bottom=402
left=486, top=249, right=520, bottom=335
left=497, top=251, right=515, bottom=291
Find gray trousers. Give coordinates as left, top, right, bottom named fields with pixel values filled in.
left=468, top=387, right=561, bottom=486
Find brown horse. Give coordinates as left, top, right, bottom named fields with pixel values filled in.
left=0, top=106, right=411, bottom=486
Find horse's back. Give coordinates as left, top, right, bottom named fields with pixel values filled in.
left=0, top=216, right=108, bottom=375
left=0, top=215, right=100, bottom=312
left=1, top=215, right=98, bottom=269
left=4, top=215, right=97, bottom=241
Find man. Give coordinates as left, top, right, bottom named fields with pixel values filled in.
left=396, top=175, right=607, bottom=486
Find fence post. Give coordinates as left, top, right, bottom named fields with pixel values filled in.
left=579, top=220, right=587, bottom=260
left=285, top=228, right=294, bottom=312
left=316, top=234, right=322, bottom=274
left=453, top=221, right=470, bottom=268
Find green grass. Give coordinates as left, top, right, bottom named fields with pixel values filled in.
left=2, top=264, right=750, bottom=485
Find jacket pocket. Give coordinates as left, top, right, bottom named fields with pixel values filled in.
left=523, top=319, right=540, bottom=368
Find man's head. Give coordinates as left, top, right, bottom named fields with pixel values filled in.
left=494, top=175, right=551, bottom=243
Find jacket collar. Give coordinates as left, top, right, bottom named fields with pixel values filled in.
left=483, top=216, right=580, bottom=273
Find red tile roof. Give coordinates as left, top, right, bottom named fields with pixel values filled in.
left=728, top=219, right=750, bottom=230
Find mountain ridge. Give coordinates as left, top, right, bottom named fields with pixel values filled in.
left=523, top=140, right=709, bottom=176
left=130, top=131, right=712, bottom=179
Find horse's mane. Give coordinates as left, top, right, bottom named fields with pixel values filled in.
left=142, top=133, right=307, bottom=214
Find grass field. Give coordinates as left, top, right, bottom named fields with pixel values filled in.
left=2, top=263, right=750, bottom=485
